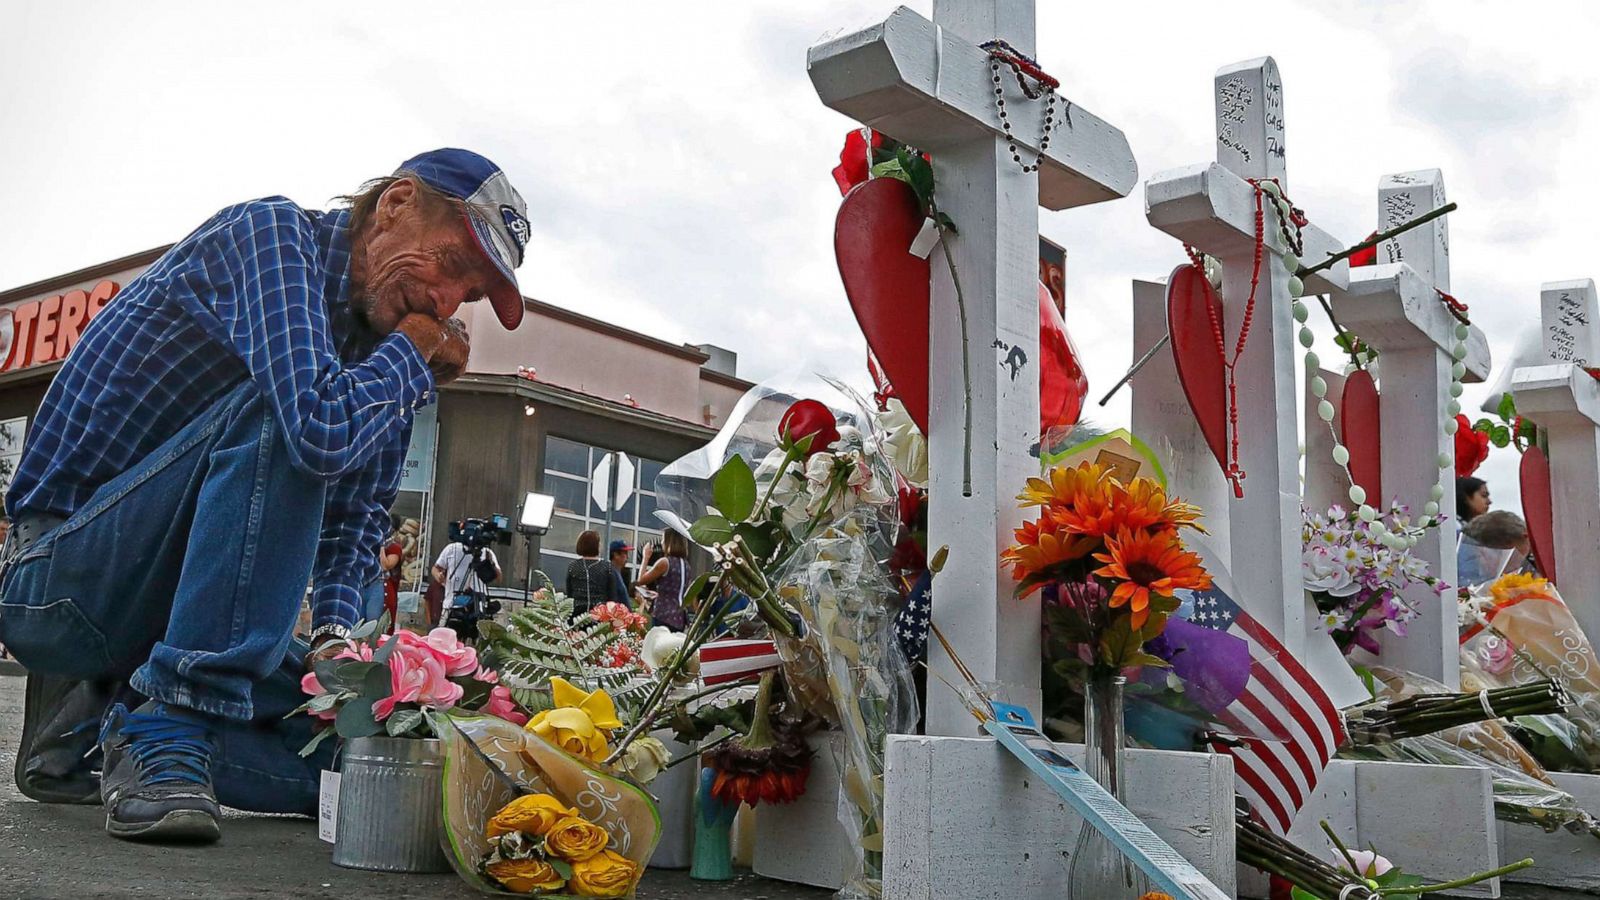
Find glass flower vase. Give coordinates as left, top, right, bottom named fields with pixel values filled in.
left=1067, top=674, right=1152, bottom=898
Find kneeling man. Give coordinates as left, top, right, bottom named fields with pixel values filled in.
left=0, top=148, right=529, bottom=842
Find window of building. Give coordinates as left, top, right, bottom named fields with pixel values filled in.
left=539, top=436, right=668, bottom=586
left=0, top=417, right=26, bottom=505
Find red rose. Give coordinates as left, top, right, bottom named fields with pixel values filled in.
left=1349, top=232, right=1379, bottom=268
left=1454, top=414, right=1490, bottom=477
left=778, top=399, right=840, bottom=457
left=832, top=128, right=884, bottom=196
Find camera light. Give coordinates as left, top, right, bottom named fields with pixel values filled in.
left=519, top=491, right=555, bottom=533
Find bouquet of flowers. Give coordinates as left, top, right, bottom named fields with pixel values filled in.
left=438, top=711, right=660, bottom=898
left=1005, top=460, right=1212, bottom=676
left=1301, top=503, right=1443, bottom=656
left=480, top=793, right=638, bottom=896
left=294, top=619, right=529, bottom=754
left=1460, top=573, right=1600, bottom=771
left=652, top=377, right=917, bottom=899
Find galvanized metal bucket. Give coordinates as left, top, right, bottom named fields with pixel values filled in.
left=332, top=736, right=452, bottom=873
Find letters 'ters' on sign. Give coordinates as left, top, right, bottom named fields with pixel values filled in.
left=0, top=279, right=121, bottom=373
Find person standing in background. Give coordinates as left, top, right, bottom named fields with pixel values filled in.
left=1458, top=509, right=1537, bottom=585
left=1456, top=476, right=1490, bottom=524
left=608, top=539, right=633, bottom=603
left=565, top=530, right=624, bottom=614
left=635, top=530, right=690, bottom=631
left=380, top=515, right=405, bottom=631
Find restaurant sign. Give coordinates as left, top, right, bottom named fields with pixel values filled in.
left=0, top=279, right=122, bottom=373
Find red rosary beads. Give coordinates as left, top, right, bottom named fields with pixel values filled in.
left=1185, top=178, right=1299, bottom=498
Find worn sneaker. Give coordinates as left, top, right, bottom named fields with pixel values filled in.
left=99, top=701, right=221, bottom=843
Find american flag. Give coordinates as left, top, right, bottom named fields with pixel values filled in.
left=1187, top=584, right=1347, bottom=834
left=699, top=638, right=782, bottom=685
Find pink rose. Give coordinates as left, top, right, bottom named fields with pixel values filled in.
left=482, top=685, right=529, bottom=727
left=299, top=672, right=339, bottom=721
left=421, top=628, right=480, bottom=676
left=372, top=638, right=462, bottom=720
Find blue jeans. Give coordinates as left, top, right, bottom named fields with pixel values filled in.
left=360, top=580, right=386, bottom=622
left=0, top=381, right=334, bottom=813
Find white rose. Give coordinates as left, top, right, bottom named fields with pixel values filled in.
left=1302, top=547, right=1359, bottom=597
left=642, top=626, right=688, bottom=671
left=877, top=399, right=929, bottom=488
left=616, top=736, right=672, bottom=785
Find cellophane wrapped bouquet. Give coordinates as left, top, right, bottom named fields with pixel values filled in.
left=654, top=374, right=919, bottom=899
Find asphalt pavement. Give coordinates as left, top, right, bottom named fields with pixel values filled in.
left=0, top=669, right=1592, bottom=899
left=0, top=670, right=828, bottom=900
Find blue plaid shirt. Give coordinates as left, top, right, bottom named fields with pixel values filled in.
left=7, top=198, right=436, bottom=630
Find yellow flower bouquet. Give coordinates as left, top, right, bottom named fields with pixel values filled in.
left=438, top=703, right=660, bottom=897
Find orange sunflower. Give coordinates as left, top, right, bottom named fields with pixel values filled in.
left=1016, top=460, right=1110, bottom=508
left=1002, top=518, right=1100, bottom=593
left=1092, top=528, right=1213, bottom=628
left=1115, top=477, right=1207, bottom=534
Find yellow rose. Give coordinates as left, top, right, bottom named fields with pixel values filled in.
left=486, top=793, right=577, bottom=839
left=485, top=857, right=566, bottom=893
left=524, top=677, right=623, bottom=762
left=544, top=815, right=610, bottom=861
left=568, top=849, right=639, bottom=898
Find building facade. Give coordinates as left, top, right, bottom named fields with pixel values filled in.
left=0, top=246, right=751, bottom=596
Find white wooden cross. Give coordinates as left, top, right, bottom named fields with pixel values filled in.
left=1334, top=170, right=1491, bottom=688
left=1514, top=279, right=1600, bottom=643
left=1144, top=58, right=1350, bottom=661
left=1302, top=365, right=1349, bottom=514
left=810, top=1, right=1136, bottom=735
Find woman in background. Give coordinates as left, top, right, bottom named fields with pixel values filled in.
left=565, top=529, right=625, bottom=614
left=635, top=529, right=690, bottom=631
left=1456, top=476, right=1491, bottom=524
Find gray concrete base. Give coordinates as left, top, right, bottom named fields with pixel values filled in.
left=881, top=734, right=1236, bottom=900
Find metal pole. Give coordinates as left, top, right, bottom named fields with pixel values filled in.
left=524, top=531, right=536, bottom=604
left=601, top=452, right=619, bottom=552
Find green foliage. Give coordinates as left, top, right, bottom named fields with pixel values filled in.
left=869, top=146, right=944, bottom=227
left=1334, top=331, right=1376, bottom=364
left=1478, top=391, right=1542, bottom=453
left=335, top=696, right=381, bottom=738
left=477, top=591, right=652, bottom=720
left=712, top=455, right=757, bottom=523
left=385, top=708, right=425, bottom=737
left=734, top=521, right=779, bottom=561
left=689, top=514, right=735, bottom=547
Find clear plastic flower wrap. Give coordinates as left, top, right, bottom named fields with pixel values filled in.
left=1338, top=667, right=1600, bottom=840
left=775, top=522, right=919, bottom=899
left=437, top=713, right=661, bottom=897
left=1460, top=575, right=1600, bottom=771
left=651, top=372, right=917, bottom=899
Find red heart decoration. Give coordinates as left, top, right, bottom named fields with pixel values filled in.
left=835, top=178, right=931, bottom=432
left=1165, top=264, right=1228, bottom=473
left=1039, top=282, right=1087, bottom=435
left=1340, top=368, right=1383, bottom=505
left=1521, top=446, right=1557, bottom=584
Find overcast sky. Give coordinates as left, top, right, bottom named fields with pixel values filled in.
left=5, top=0, right=1597, bottom=514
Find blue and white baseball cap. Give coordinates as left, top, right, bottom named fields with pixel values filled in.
left=395, top=148, right=530, bottom=330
